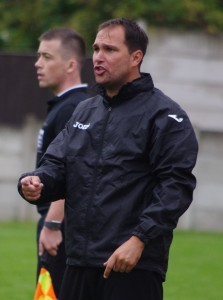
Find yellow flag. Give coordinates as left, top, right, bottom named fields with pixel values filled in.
left=33, top=267, right=57, bottom=300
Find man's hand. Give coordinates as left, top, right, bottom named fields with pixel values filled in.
left=21, top=176, right=43, bottom=201
left=39, top=226, right=63, bottom=256
left=103, top=236, right=145, bottom=279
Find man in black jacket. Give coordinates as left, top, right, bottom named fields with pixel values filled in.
left=18, top=18, right=198, bottom=300
left=33, top=28, right=90, bottom=297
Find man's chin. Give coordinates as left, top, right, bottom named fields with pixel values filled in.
left=38, top=82, right=48, bottom=88
left=95, top=78, right=108, bottom=86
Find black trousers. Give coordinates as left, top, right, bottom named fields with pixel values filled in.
left=37, top=215, right=66, bottom=298
left=59, top=266, right=163, bottom=300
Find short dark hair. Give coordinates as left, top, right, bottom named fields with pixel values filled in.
left=98, top=18, right=149, bottom=57
left=39, top=28, right=86, bottom=68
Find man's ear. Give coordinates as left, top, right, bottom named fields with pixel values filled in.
left=67, top=59, right=77, bottom=73
left=131, top=50, right=143, bottom=67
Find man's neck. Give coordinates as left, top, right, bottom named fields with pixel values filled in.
left=57, top=83, right=88, bottom=97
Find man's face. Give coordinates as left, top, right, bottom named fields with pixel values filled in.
left=35, top=39, right=69, bottom=94
left=93, top=25, right=140, bottom=97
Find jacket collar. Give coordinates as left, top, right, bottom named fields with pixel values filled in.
left=94, top=73, right=154, bottom=104
left=47, top=86, right=88, bottom=106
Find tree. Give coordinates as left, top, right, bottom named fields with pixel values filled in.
left=0, top=0, right=222, bottom=53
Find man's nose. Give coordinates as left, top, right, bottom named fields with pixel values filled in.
left=94, top=50, right=104, bottom=62
left=35, top=57, right=42, bottom=68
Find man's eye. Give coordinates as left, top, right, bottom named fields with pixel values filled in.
left=44, top=55, right=51, bottom=59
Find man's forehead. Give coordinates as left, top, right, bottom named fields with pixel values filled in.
left=94, top=26, right=125, bottom=45
left=39, top=38, right=61, bottom=48
left=38, top=39, right=61, bottom=52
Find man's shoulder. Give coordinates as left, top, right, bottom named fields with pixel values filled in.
left=74, top=94, right=102, bottom=109
left=55, top=90, right=91, bottom=111
left=150, top=87, right=184, bottom=112
left=62, top=88, right=91, bottom=102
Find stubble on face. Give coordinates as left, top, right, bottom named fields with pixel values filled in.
left=93, top=26, right=136, bottom=97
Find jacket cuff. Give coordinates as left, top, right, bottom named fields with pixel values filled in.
left=132, top=231, right=149, bottom=245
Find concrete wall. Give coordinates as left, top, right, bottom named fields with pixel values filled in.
left=0, top=117, right=40, bottom=221
left=1, top=29, right=223, bottom=231
left=191, top=131, right=223, bottom=230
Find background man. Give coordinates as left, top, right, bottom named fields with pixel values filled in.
left=33, top=27, right=90, bottom=297
left=19, top=18, right=198, bottom=300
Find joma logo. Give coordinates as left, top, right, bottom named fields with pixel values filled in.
left=73, top=121, right=90, bottom=130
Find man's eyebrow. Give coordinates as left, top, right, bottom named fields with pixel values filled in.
left=37, top=51, right=52, bottom=56
left=92, top=43, right=117, bottom=49
left=92, top=42, right=98, bottom=48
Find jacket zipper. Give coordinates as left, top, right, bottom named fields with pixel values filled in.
left=83, top=105, right=112, bottom=263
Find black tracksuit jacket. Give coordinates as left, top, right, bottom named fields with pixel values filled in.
left=36, top=87, right=90, bottom=215
left=19, top=73, right=198, bottom=280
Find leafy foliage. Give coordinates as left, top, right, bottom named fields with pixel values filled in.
left=0, top=0, right=222, bottom=52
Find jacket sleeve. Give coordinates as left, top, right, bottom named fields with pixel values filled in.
left=132, top=110, right=198, bottom=243
left=18, top=122, right=70, bottom=205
